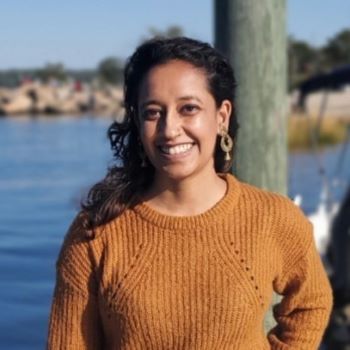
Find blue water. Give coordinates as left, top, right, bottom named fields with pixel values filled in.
left=0, top=116, right=111, bottom=350
left=289, top=144, right=350, bottom=213
left=0, top=116, right=349, bottom=349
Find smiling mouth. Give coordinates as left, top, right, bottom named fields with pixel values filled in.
left=159, top=143, right=195, bottom=155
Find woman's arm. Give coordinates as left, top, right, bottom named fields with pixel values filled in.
left=46, top=217, right=104, bottom=350
left=268, top=213, right=333, bottom=349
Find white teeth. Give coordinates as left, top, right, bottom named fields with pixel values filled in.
left=160, top=143, right=193, bottom=155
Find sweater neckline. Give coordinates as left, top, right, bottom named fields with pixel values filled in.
left=132, top=173, right=241, bottom=230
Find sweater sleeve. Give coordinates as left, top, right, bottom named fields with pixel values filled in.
left=267, top=203, right=333, bottom=350
left=46, top=216, right=104, bottom=350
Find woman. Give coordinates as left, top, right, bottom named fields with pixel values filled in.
left=47, top=37, right=332, bottom=349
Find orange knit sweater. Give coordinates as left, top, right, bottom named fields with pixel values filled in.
left=47, top=173, right=333, bottom=349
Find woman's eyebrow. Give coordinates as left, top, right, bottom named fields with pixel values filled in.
left=140, top=100, right=163, bottom=109
left=177, top=95, right=203, bottom=104
left=140, top=96, right=202, bottom=109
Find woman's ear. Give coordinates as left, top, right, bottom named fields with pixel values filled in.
left=216, top=100, right=232, bottom=133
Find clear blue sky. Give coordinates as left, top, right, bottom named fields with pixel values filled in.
left=0, top=0, right=349, bottom=69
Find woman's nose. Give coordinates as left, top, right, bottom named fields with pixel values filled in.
left=158, top=110, right=182, bottom=139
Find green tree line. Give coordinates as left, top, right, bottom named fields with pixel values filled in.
left=289, top=28, right=350, bottom=90
left=0, top=60, right=123, bottom=87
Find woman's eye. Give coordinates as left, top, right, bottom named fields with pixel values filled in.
left=181, top=104, right=199, bottom=115
left=142, top=109, right=161, bottom=120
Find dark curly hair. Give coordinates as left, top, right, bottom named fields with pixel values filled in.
left=80, top=36, right=239, bottom=238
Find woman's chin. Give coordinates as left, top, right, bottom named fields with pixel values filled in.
left=155, top=162, right=213, bottom=183
left=161, top=169, right=193, bottom=182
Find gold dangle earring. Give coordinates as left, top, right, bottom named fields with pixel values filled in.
left=220, top=126, right=233, bottom=161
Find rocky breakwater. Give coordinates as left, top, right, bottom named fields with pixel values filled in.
left=0, top=82, right=123, bottom=117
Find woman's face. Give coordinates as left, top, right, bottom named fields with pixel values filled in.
left=137, top=59, right=231, bottom=182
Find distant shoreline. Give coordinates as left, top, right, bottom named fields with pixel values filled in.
left=289, top=113, right=350, bottom=151
left=0, top=81, right=123, bottom=117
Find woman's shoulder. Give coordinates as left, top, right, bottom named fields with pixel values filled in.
left=62, top=208, right=133, bottom=241
left=55, top=210, right=127, bottom=276
left=56, top=213, right=93, bottom=267
left=229, top=174, right=313, bottom=246
left=230, top=174, right=301, bottom=215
